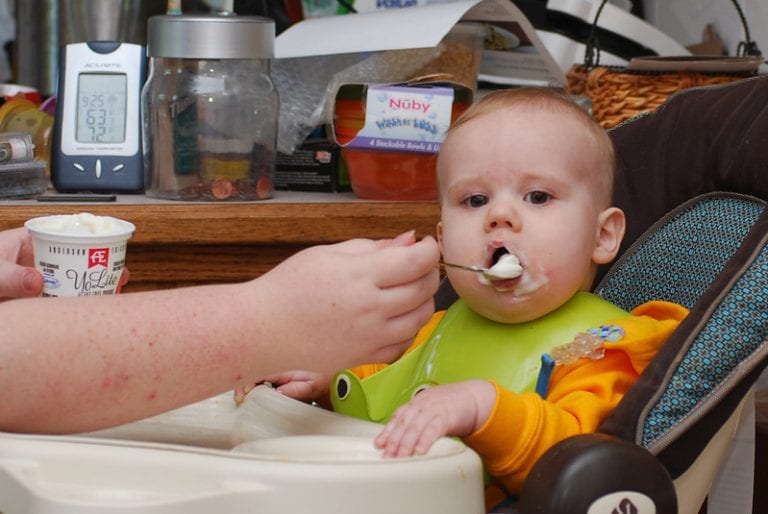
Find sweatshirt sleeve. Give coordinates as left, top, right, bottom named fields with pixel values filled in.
left=464, top=300, right=687, bottom=495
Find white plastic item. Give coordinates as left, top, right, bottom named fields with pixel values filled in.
left=25, top=213, right=134, bottom=297
left=0, top=387, right=485, bottom=514
left=546, top=0, right=690, bottom=58
left=536, top=29, right=628, bottom=73
left=643, top=0, right=768, bottom=58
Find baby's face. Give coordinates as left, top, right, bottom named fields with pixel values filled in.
left=437, top=107, right=616, bottom=323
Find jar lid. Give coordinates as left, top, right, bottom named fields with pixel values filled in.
left=147, top=14, right=274, bottom=59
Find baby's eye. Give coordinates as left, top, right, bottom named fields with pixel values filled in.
left=524, top=190, right=551, bottom=205
left=462, top=194, right=488, bottom=208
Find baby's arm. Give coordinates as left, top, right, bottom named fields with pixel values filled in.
left=267, top=369, right=335, bottom=402
left=236, top=369, right=334, bottom=406
left=374, top=379, right=496, bottom=457
left=466, top=350, right=647, bottom=495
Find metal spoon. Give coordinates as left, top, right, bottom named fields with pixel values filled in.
left=439, top=261, right=504, bottom=282
left=439, top=258, right=523, bottom=281
left=439, top=261, right=489, bottom=274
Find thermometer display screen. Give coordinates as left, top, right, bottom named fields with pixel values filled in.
left=75, top=73, right=127, bottom=144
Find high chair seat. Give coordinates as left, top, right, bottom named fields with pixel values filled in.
left=430, top=76, right=768, bottom=514
left=517, top=192, right=768, bottom=514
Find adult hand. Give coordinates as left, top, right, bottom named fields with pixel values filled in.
left=0, top=227, right=43, bottom=300
left=0, top=227, right=131, bottom=299
left=254, top=230, right=441, bottom=373
left=0, top=230, right=435, bottom=434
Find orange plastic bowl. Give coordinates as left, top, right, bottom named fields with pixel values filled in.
left=342, top=150, right=439, bottom=201
left=334, top=85, right=471, bottom=201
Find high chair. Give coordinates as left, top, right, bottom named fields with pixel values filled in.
left=434, top=76, right=768, bottom=514
left=515, top=191, right=768, bottom=514
left=433, top=191, right=767, bottom=514
left=1, top=200, right=763, bottom=514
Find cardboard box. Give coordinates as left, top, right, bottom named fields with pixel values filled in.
left=275, top=140, right=350, bottom=193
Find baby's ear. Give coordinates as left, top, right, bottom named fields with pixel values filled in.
left=593, top=207, right=626, bottom=264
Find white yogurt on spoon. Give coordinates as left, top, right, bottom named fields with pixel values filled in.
left=479, top=253, right=523, bottom=285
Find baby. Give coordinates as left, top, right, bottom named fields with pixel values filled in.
left=255, top=88, right=688, bottom=510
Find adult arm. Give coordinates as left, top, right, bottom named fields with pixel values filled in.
left=255, top=310, right=448, bottom=403
left=0, top=232, right=440, bottom=434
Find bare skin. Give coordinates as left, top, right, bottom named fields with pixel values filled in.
left=0, top=227, right=44, bottom=299
left=0, top=229, right=440, bottom=434
left=375, top=380, right=496, bottom=457
left=260, top=90, right=626, bottom=461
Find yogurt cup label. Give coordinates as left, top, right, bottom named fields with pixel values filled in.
left=88, top=248, right=110, bottom=268
left=346, top=85, right=454, bottom=153
left=25, top=213, right=134, bottom=297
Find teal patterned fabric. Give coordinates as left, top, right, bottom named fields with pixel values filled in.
left=597, top=196, right=764, bottom=311
left=641, top=243, right=768, bottom=447
left=595, top=194, right=766, bottom=448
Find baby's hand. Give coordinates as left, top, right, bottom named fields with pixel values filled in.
left=234, top=370, right=332, bottom=405
left=261, top=369, right=334, bottom=404
left=374, top=380, right=496, bottom=457
left=234, top=382, right=258, bottom=405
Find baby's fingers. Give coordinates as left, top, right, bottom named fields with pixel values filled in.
left=375, top=406, right=446, bottom=458
left=274, top=381, right=318, bottom=401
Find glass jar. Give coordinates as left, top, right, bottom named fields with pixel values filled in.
left=142, top=14, right=278, bottom=200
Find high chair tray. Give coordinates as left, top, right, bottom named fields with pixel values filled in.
left=0, top=386, right=484, bottom=514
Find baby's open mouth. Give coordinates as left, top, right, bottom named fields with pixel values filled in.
left=480, top=248, right=523, bottom=284
left=489, top=247, right=508, bottom=267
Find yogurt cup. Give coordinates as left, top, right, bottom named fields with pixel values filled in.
left=24, top=213, right=135, bottom=297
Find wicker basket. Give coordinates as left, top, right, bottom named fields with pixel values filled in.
left=566, top=0, right=762, bottom=129
left=566, top=64, right=749, bottom=129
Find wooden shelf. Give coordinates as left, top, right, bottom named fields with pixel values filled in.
left=0, top=192, right=440, bottom=292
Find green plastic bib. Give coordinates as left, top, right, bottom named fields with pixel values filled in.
left=332, top=292, right=630, bottom=423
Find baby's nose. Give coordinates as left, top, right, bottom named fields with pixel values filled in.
left=486, top=203, right=521, bottom=231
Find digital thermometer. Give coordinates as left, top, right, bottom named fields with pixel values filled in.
left=52, top=41, right=146, bottom=193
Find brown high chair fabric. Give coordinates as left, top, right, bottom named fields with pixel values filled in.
left=605, top=74, right=768, bottom=282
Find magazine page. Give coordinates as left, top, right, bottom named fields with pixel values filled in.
left=276, top=0, right=566, bottom=87
left=461, top=0, right=566, bottom=86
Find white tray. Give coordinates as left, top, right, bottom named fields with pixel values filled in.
left=0, top=386, right=484, bottom=513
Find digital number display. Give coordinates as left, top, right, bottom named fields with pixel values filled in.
left=75, top=73, right=127, bottom=144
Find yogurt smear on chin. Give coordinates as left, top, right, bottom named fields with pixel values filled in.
left=479, top=253, right=523, bottom=285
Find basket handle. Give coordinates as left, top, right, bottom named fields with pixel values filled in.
left=583, top=0, right=762, bottom=68
left=583, top=0, right=609, bottom=69
left=730, top=0, right=762, bottom=57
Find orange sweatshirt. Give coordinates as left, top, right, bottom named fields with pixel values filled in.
left=350, top=300, right=688, bottom=509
